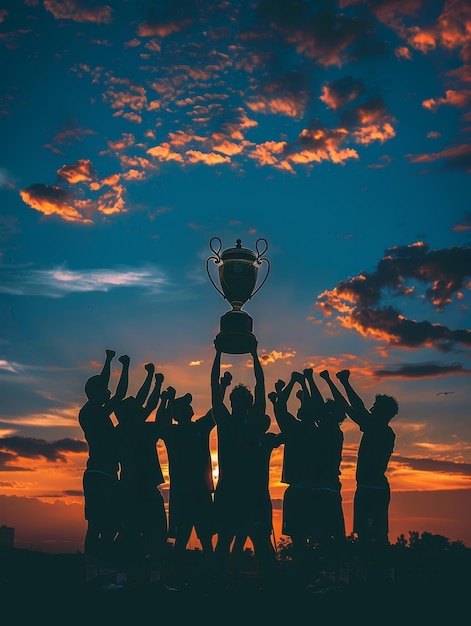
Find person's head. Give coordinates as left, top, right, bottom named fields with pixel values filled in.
left=370, top=394, right=398, bottom=422
left=323, top=398, right=346, bottom=424
left=173, top=393, right=194, bottom=424
left=84, top=375, right=110, bottom=403
left=229, top=383, right=253, bottom=413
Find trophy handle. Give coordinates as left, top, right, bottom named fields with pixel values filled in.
left=255, top=238, right=268, bottom=260
left=250, top=257, right=270, bottom=299
left=207, top=237, right=225, bottom=299
left=209, top=237, right=223, bottom=257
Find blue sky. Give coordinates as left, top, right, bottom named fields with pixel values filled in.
left=0, top=0, right=470, bottom=551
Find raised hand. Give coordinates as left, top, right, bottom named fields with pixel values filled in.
left=336, top=370, right=350, bottom=384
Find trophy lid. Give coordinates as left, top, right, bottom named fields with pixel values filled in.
left=221, top=239, right=256, bottom=262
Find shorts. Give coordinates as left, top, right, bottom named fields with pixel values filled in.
left=168, top=488, right=214, bottom=539
left=214, top=484, right=273, bottom=536
left=282, top=484, right=345, bottom=541
left=353, top=484, right=390, bottom=542
left=83, top=469, right=119, bottom=528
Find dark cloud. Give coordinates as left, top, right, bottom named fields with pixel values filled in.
left=407, top=144, right=471, bottom=174
left=394, top=455, right=471, bottom=476
left=453, top=213, right=471, bottom=232
left=340, top=95, right=389, bottom=128
left=316, top=242, right=471, bottom=350
left=0, top=436, right=88, bottom=467
left=0, top=450, right=33, bottom=471
left=272, top=497, right=283, bottom=510
left=320, top=75, right=366, bottom=110
left=374, top=361, right=470, bottom=378
left=253, top=0, right=383, bottom=66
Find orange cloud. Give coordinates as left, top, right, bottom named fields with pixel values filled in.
left=57, top=159, right=96, bottom=184
left=438, top=0, right=471, bottom=55
left=248, top=141, right=293, bottom=171
left=407, top=27, right=437, bottom=52
left=147, top=143, right=185, bottom=163
left=96, top=182, right=127, bottom=215
left=185, top=150, right=231, bottom=165
left=137, top=19, right=190, bottom=38
left=422, top=89, right=471, bottom=110
left=246, top=96, right=305, bottom=118
left=102, top=79, right=147, bottom=113
left=44, top=0, right=112, bottom=23
left=259, top=350, right=297, bottom=365
left=107, top=134, right=135, bottom=152
left=352, top=122, right=396, bottom=145
left=394, top=46, right=412, bottom=60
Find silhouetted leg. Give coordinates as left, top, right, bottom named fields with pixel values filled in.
left=215, top=531, right=234, bottom=575
left=251, top=529, right=278, bottom=578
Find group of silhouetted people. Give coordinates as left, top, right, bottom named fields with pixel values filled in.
left=79, top=344, right=398, bottom=586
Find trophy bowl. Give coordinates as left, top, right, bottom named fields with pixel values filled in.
left=207, top=237, right=269, bottom=354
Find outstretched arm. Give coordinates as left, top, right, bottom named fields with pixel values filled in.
left=251, top=342, right=266, bottom=415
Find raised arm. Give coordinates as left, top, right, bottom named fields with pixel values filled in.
left=277, top=372, right=302, bottom=405
left=144, top=372, right=165, bottom=421
left=155, top=385, right=176, bottom=427
left=100, top=349, right=115, bottom=386
left=303, top=368, right=325, bottom=412
left=220, top=371, right=233, bottom=401
left=110, top=354, right=129, bottom=404
left=136, top=363, right=155, bottom=406
left=251, top=342, right=266, bottom=415
left=319, top=369, right=351, bottom=410
left=211, top=346, right=224, bottom=409
left=270, top=372, right=303, bottom=431
left=335, top=370, right=367, bottom=425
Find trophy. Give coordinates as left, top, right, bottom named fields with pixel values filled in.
left=206, top=237, right=270, bottom=354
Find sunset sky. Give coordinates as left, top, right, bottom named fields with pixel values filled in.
left=1, top=0, right=470, bottom=554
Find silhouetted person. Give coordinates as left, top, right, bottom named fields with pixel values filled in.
left=159, top=389, right=216, bottom=573
left=335, top=369, right=398, bottom=556
left=114, top=362, right=167, bottom=583
left=211, top=342, right=281, bottom=576
left=269, top=368, right=348, bottom=580
left=79, top=349, right=129, bottom=565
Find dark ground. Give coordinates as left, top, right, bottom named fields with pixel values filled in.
left=1, top=543, right=470, bottom=625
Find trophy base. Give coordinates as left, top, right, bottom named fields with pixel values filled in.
left=216, top=310, right=257, bottom=354
left=215, top=331, right=257, bottom=355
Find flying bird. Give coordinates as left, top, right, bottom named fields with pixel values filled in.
left=436, top=391, right=455, bottom=396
